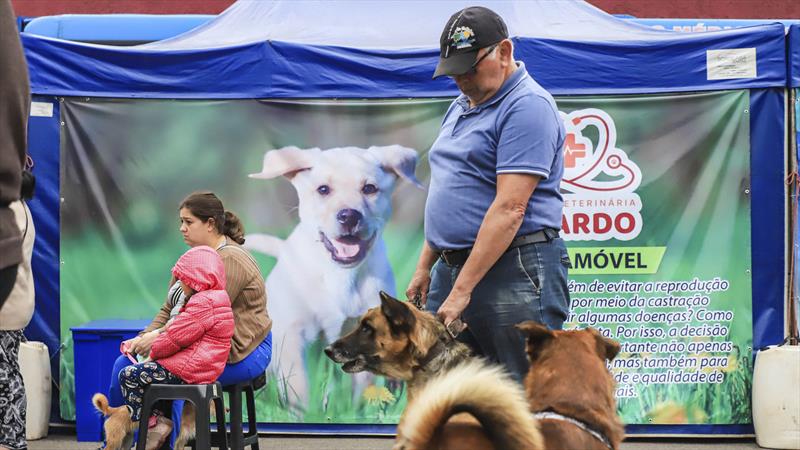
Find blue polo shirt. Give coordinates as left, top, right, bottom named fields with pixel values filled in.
left=425, top=62, right=565, bottom=251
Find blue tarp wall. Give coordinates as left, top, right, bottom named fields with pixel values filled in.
left=21, top=0, right=789, bottom=435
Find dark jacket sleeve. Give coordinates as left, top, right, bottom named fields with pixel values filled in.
left=0, top=0, right=29, bottom=270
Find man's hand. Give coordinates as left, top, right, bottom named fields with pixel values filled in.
left=436, top=289, right=471, bottom=327
left=130, top=330, right=159, bottom=356
left=405, top=269, right=432, bottom=308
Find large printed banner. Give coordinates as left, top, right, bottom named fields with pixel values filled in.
left=60, top=91, right=751, bottom=425
left=557, top=92, right=752, bottom=425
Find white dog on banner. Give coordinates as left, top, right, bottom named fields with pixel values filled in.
left=246, top=145, right=421, bottom=408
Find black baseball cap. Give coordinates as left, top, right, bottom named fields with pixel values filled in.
left=433, top=6, right=509, bottom=79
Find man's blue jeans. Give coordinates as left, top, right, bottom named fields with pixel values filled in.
left=426, top=239, right=571, bottom=382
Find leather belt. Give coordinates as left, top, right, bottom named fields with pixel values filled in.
left=436, top=228, right=559, bottom=267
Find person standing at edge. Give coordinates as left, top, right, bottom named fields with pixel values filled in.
left=0, top=0, right=29, bottom=312
left=406, top=6, right=571, bottom=382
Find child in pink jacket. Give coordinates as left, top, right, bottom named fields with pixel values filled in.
left=118, top=245, right=234, bottom=423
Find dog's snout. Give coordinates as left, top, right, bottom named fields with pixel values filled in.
left=324, top=342, right=343, bottom=361
left=337, top=209, right=363, bottom=229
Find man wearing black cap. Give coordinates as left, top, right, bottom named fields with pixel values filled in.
left=406, top=6, right=570, bottom=382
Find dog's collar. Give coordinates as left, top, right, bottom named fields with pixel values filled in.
left=532, top=410, right=613, bottom=450
left=416, top=339, right=446, bottom=369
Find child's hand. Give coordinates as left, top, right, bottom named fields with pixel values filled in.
left=122, top=337, right=139, bottom=351
left=131, top=329, right=160, bottom=355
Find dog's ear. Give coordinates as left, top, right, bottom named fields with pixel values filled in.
left=590, top=328, right=621, bottom=361
left=249, top=146, right=321, bottom=180
left=516, top=320, right=554, bottom=362
left=368, top=145, right=423, bottom=188
left=379, top=291, right=416, bottom=334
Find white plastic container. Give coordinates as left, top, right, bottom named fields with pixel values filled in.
left=18, top=341, right=51, bottom=440
left=752, top=345, right=800, bottom=449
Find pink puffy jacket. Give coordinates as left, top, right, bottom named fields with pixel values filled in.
left=150, top=246, right=235, bottom=384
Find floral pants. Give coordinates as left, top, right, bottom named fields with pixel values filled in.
left=119, top=361, right=183, bottom=421
left=0, top=330, right=26, bottom=450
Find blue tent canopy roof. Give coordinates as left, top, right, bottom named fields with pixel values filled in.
left=140, top=0, right=671, bottom=50
left=23, top=14, right=213, bottom=44
left=21, top=0, right=788, bottom=98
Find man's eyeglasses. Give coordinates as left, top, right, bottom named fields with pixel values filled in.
left=467, top=43, right=499, bottom=75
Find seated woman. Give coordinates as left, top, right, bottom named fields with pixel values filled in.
left=107, top=191, right=272, bottom=448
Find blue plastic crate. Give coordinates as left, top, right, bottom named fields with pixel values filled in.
left=71, top=319, right=150, bottom=442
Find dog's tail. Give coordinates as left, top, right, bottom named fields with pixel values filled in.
left=92, top=393, right=112, bottom=417
left=395, top=359, right=543, bottom=450
left=243, top=233, right=284, bottom=258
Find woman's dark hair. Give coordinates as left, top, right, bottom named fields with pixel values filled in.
left=179, top=191, right=246, bottom=245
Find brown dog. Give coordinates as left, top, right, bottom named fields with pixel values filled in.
left=325, top=292, right=543, bottom=450
left=518, top=321, right=625, bottom=450
left=92, top=393, right=207, bottom=450
left=91, top=393, right=139, bottom=450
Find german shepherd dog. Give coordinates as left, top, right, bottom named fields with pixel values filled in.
left=325, top=292, right=544, bottom=450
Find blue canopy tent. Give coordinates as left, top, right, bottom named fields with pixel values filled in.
left=23, top=0, right=787, bottom=98
left=21, top=0, right=787, bottom=436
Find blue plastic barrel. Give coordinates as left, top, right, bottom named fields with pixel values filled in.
left=70, top=319, right=150, bottom=442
